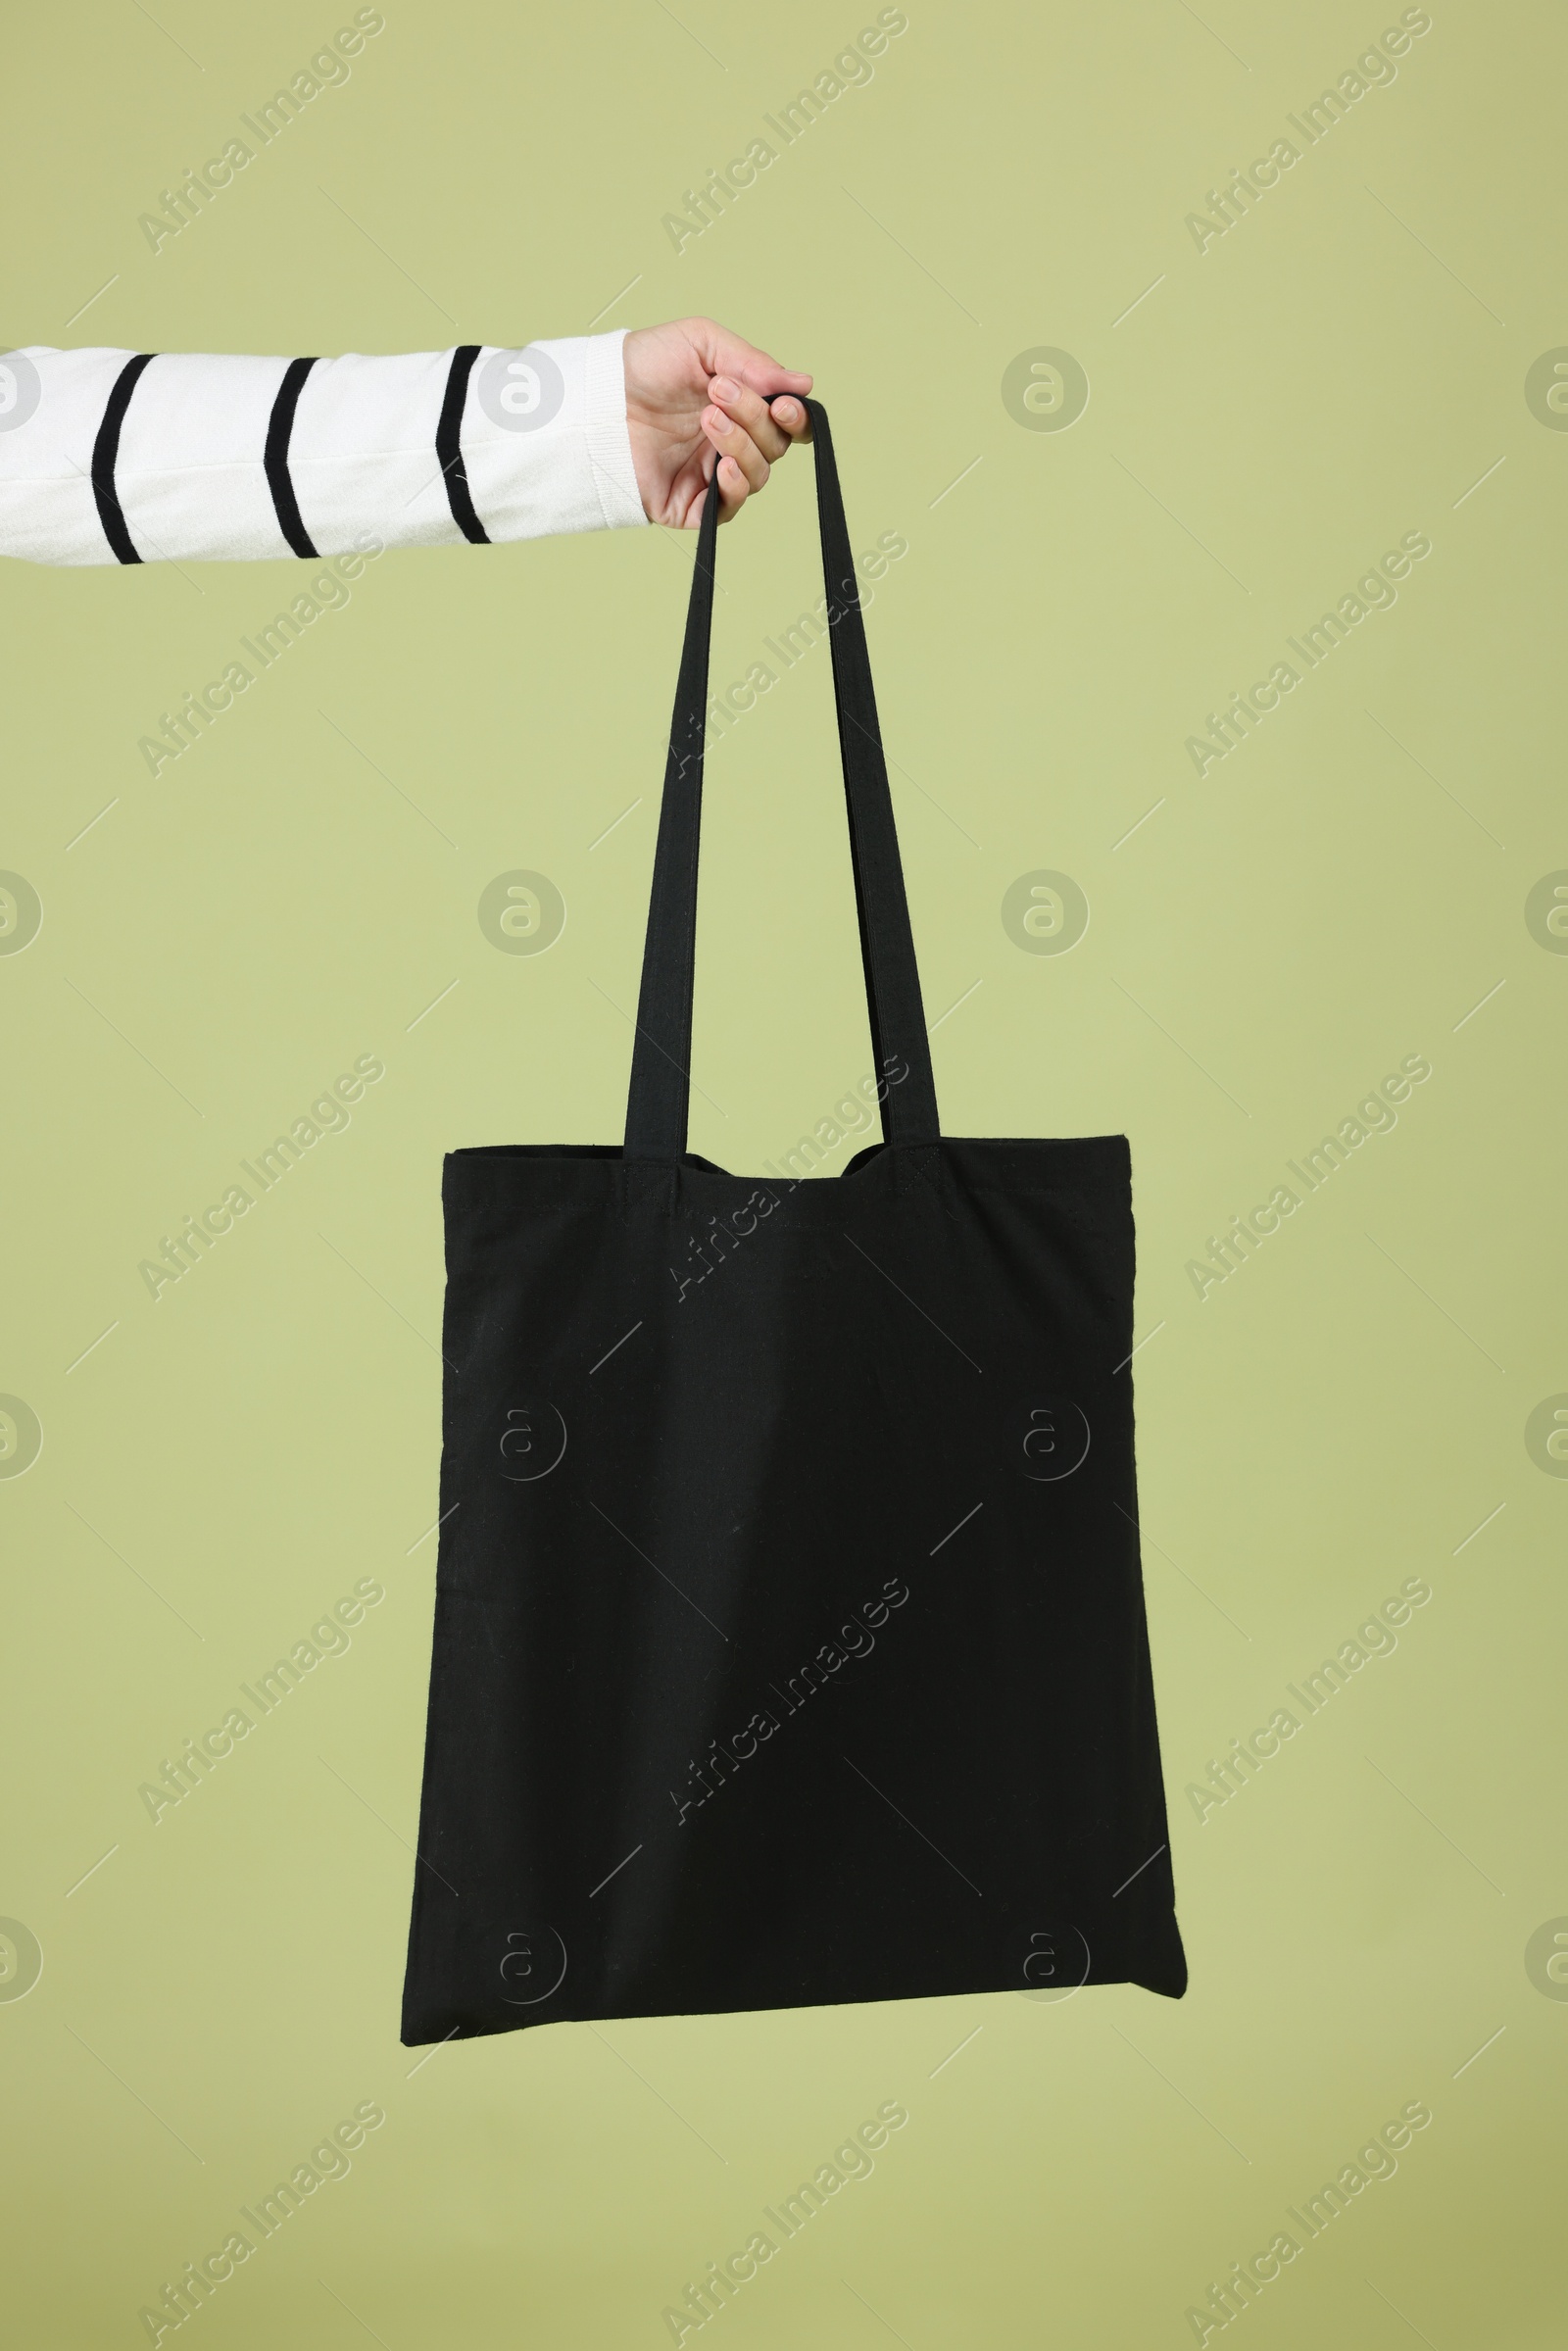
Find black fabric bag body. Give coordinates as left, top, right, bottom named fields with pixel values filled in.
left=401, top=405, right=1186, bottom=2042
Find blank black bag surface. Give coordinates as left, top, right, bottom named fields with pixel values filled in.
left=400, top=403, right=1186, bottom=2042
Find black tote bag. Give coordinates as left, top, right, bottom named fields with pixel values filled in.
left=400, top=402, right=1186, bottom=2042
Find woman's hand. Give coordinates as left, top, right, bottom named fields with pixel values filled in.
left=621, top=317, right=813, bottom=527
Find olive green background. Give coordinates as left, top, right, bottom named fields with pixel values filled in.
left=3, top=0, right=1564, bottom=2342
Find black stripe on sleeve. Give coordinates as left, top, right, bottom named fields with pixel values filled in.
left=436, top=344, right=490, bottom=544
left=91, top=352, right=157, bottom=563
left=264, top=357, right=320, bottom=558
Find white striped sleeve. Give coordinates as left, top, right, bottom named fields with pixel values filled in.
left=0, top=330, right=647, bottom=566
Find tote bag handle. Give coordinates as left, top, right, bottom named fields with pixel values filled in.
left=622, top=398, right=941, bottom=1168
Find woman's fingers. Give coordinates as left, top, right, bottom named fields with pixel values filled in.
left=707, top=374, right=814, bottom=459
left=701, top=402, right=770, bottom=495
left=765, top=394, right=813, bottom=443
left=671, top=444, right=749, bottom=526
left=688, top=357, right=814, bottom=526
left=712, top=452, right=751, bottom=523
left=706, top=374, right=789, bottom=460
left=670, top=332, right=817, bottom=522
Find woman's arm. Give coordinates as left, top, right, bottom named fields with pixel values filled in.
left=0, top=317, right=811, bottom=566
